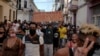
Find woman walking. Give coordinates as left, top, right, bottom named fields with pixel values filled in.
left=2, top=27, right=23, bottom=56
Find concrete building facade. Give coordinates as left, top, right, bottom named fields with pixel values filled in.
left=17, top=0, right=38, bottom=22
left=75, top=0, right=89, bottom=26
left=75, top=0, right=100, bottom=27
left=0, top=0, right=17, bottom=22
left=87, top=0, right=100, bottom=27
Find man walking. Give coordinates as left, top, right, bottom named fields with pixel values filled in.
left=44, top=24, right=53, bottom=56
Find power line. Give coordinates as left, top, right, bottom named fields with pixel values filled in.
left=36, top=3, right=52, bottom=4
left=34, top=0, right=54, bottom=2
left=34, top=1, right=55, bottom=3
left=34, top=2, right=54, bottom=3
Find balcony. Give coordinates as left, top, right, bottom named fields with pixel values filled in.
left=3, top=0, right=11, bottom=2
left=22, top=8, right=30, bottom=12
left=84, top=0, right=93, bottom=2
left=69, top=0, right=78, bottom=12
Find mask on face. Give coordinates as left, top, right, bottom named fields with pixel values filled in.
left=10, top=33, right=16, bottom=37
left=30, top=29, right=36, bottom=36
left=44, top=26, right=47, bottom=29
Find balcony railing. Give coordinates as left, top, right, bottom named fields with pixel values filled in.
left=69, top=0, right=78, bottom=12
left=22, top=8, right=30, bottom=12
left=3, top=0, right=11, bottom=2
left=84, top=0, right=92, bottom=2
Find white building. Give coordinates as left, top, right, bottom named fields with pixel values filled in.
left=17, top=0, right=38, bottom=22
left=76, top=0, right=100, bottom=27
left=76, top=0, right=88, bottom=26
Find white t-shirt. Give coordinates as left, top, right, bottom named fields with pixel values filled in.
left=36, top=29, right=44, bottom=45
left=12, top=23, right=20, bottom=32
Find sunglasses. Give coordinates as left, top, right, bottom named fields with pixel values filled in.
left=0, top=32, right=4, bottom=34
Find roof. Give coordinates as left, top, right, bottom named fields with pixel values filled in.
left=32, top=11, right=63, bottom=23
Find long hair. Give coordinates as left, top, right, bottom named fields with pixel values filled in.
left=0, top=22, right=7, bottom=42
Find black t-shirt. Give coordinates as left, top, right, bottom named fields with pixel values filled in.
left=0, top=35, right=7, bottom=47
left=53, top=27, right=59, bottom=38
left=0, top=35, right=7, bottom=43
left=44, top=28, right=53, bottom=44
left=53, top=27, right=59, bottom=47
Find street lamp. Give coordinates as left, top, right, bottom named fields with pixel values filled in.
left=69, top=0, right=78, bottom=33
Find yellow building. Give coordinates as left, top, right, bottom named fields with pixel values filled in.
left=0, top=0, right=17, bottom=22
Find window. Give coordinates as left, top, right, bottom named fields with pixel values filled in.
left=91, top=4, right=100, bottom=27
left=4, top=16, right=7, bottom=20
left=70, top=17, right=72, bottom=23
left=17, top=0, right=21, bottom=10
left=96, top=16, right=100, bottom=27
left=91, top=17, right=95, bottom=24
left=0, top=6, right=2, bottom=21
left=92, top=15, right=100, bottom=27
left=24, top=1, right=27, bottom=8
left=13, top=11, right=15, bottom=20
left=9, top=9, right=11, bottom=21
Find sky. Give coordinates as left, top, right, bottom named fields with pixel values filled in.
left=34, top=0, right=54, bottom=12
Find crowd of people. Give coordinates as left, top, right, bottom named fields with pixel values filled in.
left=55, top=24, right=100, bottom=56
left=0, top=19, right=100, bottom=56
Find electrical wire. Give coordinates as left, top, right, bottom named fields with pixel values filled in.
left=34, top=0, right=54, bottom=3
left=34, top=2, right=54, bottom=3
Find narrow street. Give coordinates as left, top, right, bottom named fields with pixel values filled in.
left=0, top=0, right=100, bottom=56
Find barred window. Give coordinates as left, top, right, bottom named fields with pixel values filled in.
left=96, top=16, right=100, bottom=27
left=91, top=17, right=95, bottom=24
left=92, top=4, right=100, bottom=27
left=24, top=1, right=27, bottom=8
